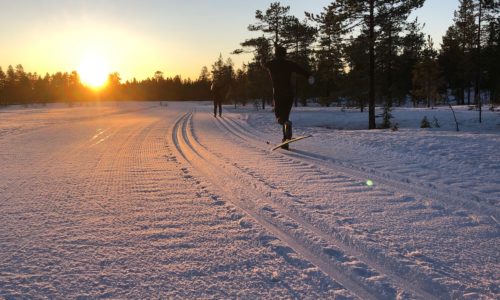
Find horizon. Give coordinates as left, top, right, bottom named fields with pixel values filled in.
left=0, top=0, right=458, bottom=84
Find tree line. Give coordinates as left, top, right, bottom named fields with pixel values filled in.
left=1, top=1, right=498, bottom=124
left=0, top=65, right=212, bottom=105
left=226, top=0, right=499, bottom=128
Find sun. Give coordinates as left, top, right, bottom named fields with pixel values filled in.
left=78, top=53, right=109, bottom=89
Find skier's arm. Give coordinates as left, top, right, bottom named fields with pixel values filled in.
left=290, top=62, right=314, bottom=85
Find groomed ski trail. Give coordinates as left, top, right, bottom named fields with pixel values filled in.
left=171, top=111, right=435, bottom=299
left=169, top=107, right=498, bottom=299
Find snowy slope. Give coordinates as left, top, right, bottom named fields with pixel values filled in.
left=0, top=101, right=498, bottom=299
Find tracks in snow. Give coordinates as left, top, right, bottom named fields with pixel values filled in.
left=170, top=112, right=452, bottom=300
left=220, top=111, right=498, bottom=220
left=212, top=113, right=498, bottom=298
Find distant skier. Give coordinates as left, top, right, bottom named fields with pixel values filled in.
left=262, top=45, right=314, bottom=149
left=211, top=82, right=223, bottom=118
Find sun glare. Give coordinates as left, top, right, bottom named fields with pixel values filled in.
left=78, top=54, right=109, bottom=89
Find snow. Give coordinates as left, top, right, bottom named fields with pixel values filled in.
left=0, top=101, right=498, bottom=299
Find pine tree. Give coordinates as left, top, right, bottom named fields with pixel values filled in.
left=439, top=0, right=499, bottom=110
left=0, top=67, right=6, bottom=105
left=4, top=65, right=16, bottom=104
left=306, top=2, right=348, bottom=105
left=246, top=61, right=272, bottom=109
left=233, top=36, right=273, bottom=109
left=198, top=66, right=211, bottom=83
left=196, top=66, right=212, bottom=101
left=247, top=2, right=292, bottom=46
left=483, top=1, right=500, bottom=104
left=412, top=36, right=441, bottom=107
left=104, top=72, right=122, bottom=101
left=395, top=18, right=425, bottom=105
left=231, top=66, right=249, bottom=106
left=16, top=64, right=33, bottom=104
left=33, top=73, right=51, bottom=104
left=338, top=0, right=425, bottom=129
left=377, top=1, right=425, bottom=108
left=282, top=16, right=317, bottom=106
left=283, top=16, right=317, bottom=58
left=344, top=30, right=370, bottom=110
left=474, top=0, right=500, bottom=118
left=440, top=0, right=477, bottom=105
left=439, top=26, right=462, bottom=104
left=211, top=55, right=234, bottom=104
left=381, top=104, right=393, bottom=128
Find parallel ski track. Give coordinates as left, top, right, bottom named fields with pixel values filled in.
left=213, top=115, right=456, bottom=299
left=221, top=114, right=498, bottom=221
left=0, top=118, right=155, bottom=266
left=170, top=112, right=446, bottom=300
left=214, top=113, right=500, bottom=298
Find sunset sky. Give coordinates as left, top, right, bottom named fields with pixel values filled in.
left=0, top=0, right=458, bottom=83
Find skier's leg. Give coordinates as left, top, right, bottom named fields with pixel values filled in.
left=214, top=101, right=217, bottom=117
left=284, top=120, right=292, bottom=140
left=274, top=100, right=286, bottom=141
left=282, top=97, right=293, bottom=140
left=218, top=101, right=222, bottom=117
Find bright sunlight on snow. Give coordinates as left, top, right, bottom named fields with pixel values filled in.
left=0, top=101, right=498, bottom=299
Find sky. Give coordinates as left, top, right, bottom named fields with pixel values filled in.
left=0, top=0, right=459, bottom=83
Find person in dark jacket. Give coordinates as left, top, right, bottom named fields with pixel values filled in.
left=211, top=82, right=223, bottom=117
left=263, top=45, right=314, bottom=148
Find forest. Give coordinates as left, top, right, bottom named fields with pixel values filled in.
left=0, top=1, right=498, bottom=123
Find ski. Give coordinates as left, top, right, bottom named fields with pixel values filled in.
left=270, top=135, right=313, bottom=151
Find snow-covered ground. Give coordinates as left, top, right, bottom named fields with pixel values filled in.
left=0, top=101, right=498, bottom=299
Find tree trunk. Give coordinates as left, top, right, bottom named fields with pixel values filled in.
left=368, top=0, right=376, bottom=129
left=388, top=23, right=393, bottom=108
left=467, top=86, right=471, bottom=105
left=294, top=39, right=299, bottom=107
left=475, top=0, right=482, bottom=123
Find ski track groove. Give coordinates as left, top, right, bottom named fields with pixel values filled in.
left=225, top=112, right=498, bottom=217
left=170, top=111, right=443, bottom=300
left=53, top=120, right=159, bottom=271
left=232, top=113, right=500, bottom=243
left=0, top=122, right=129, bottom=265
left=1, top=113, right=197, bottom=296
left=172, top=112, right=368, bottom=299
left=1, top=107, right=362, bottom=298
left=185, top=110, right=499, bottom=299
left=170, top=113, right=358, bottom=298
left=2, top=105, right=496, bottom=298
left=213, top=114, right=452, bottom=299
left=215, top=112, right=498, bottom=298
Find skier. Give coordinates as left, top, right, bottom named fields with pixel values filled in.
left=211, top=82, right=223, bottom=118
left=262, top=45, right=314, bottom=149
